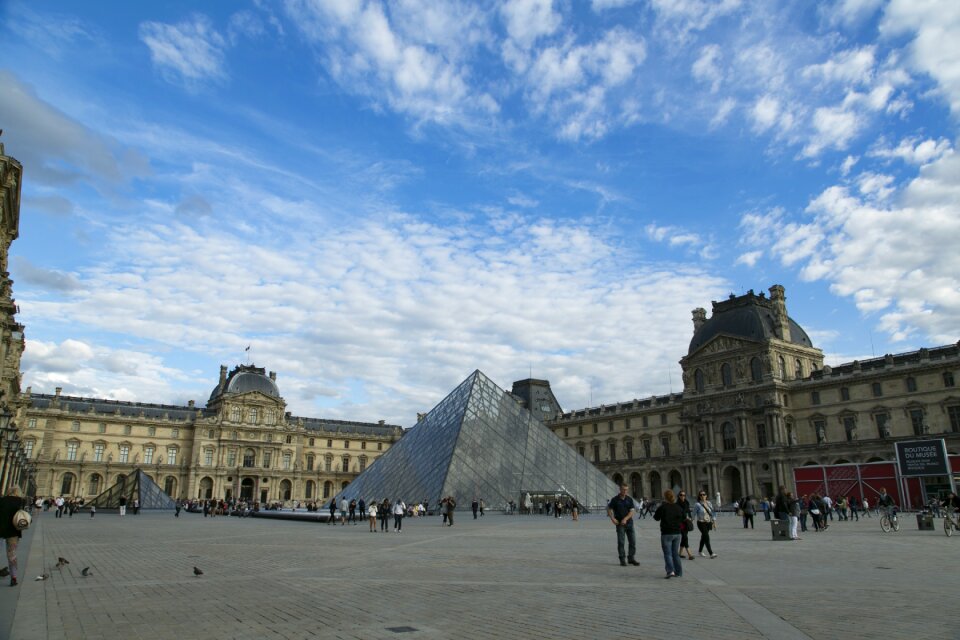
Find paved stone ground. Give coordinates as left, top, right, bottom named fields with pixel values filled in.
left=2, top=509, right=957, bottom=640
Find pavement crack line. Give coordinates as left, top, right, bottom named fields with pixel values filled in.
left=698, top=575, right=812, bottom=640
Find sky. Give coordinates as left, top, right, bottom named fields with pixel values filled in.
left=1, top=0, right=958, bottom=427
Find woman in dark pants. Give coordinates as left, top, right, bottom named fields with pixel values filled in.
left=677, top=491, right=695, bottom=561
left=1, top=486, right=27, bottom=587
left=693, top=491, right=718, bottom=558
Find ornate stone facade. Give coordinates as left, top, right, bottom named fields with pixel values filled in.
left=546, top=285, right=960, bottom=504
left=19, top=364, right=403, bottom=503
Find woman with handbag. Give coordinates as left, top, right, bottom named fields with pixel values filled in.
left=693, top=491, right=718, bottom=558
left=0, top=486, right=27, bottom=587
left=677, top=490, right=695, bottom=561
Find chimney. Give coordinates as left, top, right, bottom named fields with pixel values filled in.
left=55, top=387, right=62, bottom=397
left=378, top=419, right=385, bottom=425
left=768, top=285, right=791, bottom=342
left=269, top=371, right=276, bottom=381
left=188, top=400, right=195, bottom=408
left=691, top=308, right=707, bottom=333
left=219, top=365, right=228, bottom=385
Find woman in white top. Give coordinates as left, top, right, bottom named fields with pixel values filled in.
left=367, top=502, right=378, bottom=532
left=693, top=491, right=718, bottom=558
left=392, top=500, right=406, bottom=532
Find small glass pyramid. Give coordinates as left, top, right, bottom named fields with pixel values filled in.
left=88, top=468, right=177, bottom=510
left=336, top=370, right=617, bottom=511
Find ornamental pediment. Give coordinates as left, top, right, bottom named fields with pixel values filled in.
left=698, top=335, right=753, bottom=355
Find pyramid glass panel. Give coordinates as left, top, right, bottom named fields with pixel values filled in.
left=337, top=371, right=617, bottom=510
left=88, top=468, right=176, bottom=510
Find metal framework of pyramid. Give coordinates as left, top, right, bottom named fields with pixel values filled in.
left=88, top=468, right=176, bottom=510
left=336, top=370, right=617, bottom=511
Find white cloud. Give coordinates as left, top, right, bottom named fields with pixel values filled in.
left=139, top=15, right=228, bottom=84
left=802, top=46, right=876, bottom=86
left=751, top=95, right=780, bottom=132
left=500, top=0, right=562, bottom=48
left=735, top=250, right=762, bottom=267
left=855, top=171, right=895, bottom=201
left=591, top=0, right=640, bottom=9
left=840, top=155, right=859, bottom=176
left=869, top=137, right=953, bottom=165
left=692, top=44, right=723, bottom=93
left=826, top=0, right=884, bottom=27
left=649, top=0, right=743, bottom=38
left=802, top=104, right=862, bottom=156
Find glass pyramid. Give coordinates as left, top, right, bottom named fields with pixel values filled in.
left=336, top=370, right=617, bottom=511
left=88, top=468, right=177, bottom=510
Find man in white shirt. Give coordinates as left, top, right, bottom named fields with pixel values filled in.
left=393, top=499, right=406, bottom=532
left=822, top=495, right=834, bottom=521
left=339, top=497, right=347, bottom=525
left=55, top=496, right=65, bottom=518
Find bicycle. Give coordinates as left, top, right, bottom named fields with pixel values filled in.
left=945, top=510, right=958, bottom=537
left=879, top=508, right=900, bottom=533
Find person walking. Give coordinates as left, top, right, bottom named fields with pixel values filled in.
left=339, top=497, right=348, bottom=525
left=471, top=498, right=479, bottom=520
left=479, top=499, right=485, bottom=517
left=118, top=495, right=127, bottom=517
left=677, top=491, right=696, bottom=561
left=0, top=486, right=27, bottom=587
left=379, top=499, right=390, bottom=532
left=694, top=491, right=718, bottom=558
left=654, top=489, right=684, bottom=579
left=739, top=495, right=756, bottom=529
left=444, top=496, right=456, bottom=527
left=328, top=499, right=337, bottom=525
left=348, top=499, right=357, bottom=525
left=606, top=483, right=639, bottom=567
left=788, top=491, right=801, bottom=540
left=393, top=499, right=406, bottom=532
left=367, top=501, right=378, bottom=532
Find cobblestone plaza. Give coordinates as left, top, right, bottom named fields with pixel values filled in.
left=3, top=510, right=957, bottom=640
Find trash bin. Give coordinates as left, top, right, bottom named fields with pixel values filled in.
left=916, top=513, right=934, bottom=531
left=770, top=518, right=790, bottom=541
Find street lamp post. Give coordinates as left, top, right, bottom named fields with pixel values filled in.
left=0, top=431, right=20, bottom=495
left=0, top=407, right=14, bottom=493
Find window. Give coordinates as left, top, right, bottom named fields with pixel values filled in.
left=243, top=450, right=255, bottom=467
left=592, top=444, right=600, bottom=462
left=592, top=424, right=598, bottom=434
left=327, top=439, right=333, bottom=447
left=910, top=408, right=925, bottom=435
left=722, top=422, right=736, bottom=451
left=750, top=357, right=763, bottom=382
left=756, top=423, right=767, bottom=448
left=286, top=435, right=292, bottom=444
left=814, top=419, right=826, bottom=443
left=120, top=445, right=130, bottom=463
left=308, top=437, right=315, bottom=446
left=231, top=406, right=241, bottom=422
left=695, top=369, right=705, bottom=392
left=944, top=372, right=955, bottom=388
left=811, top=391, right=820, bottom=405
left=171, top=428, right=179, bottom=438
left=71, top=421, right=80, bottom=432
left=325, top=456, right=332, bottom=472
left=226, top=449, right=236, bottom=466
left=721, top=363, right=732, bottom=387
left=577, top=425, right=583, bottom=436
left=660, top=413, right=667, bottom=426
left=948, top=406, right=960, bottom=433
left=148, top=426, right=156, bottom=436
left=843, top=416, right=857, bottom=441
left=60, top=473, right=75, bottom=496
left=906, top=377, right=917, bottom=392
left=265, top=410, right=275, bottom=425
left=144, top=446, right=154, bottom=464
left=697, top=430, right=706, bottom=452
left=872, top=382, right=883, bottom=397
left=305, top=481, right=314, bottom=499
left=67, top=442, right=78, bottom=461
left=263, top=451, right=271, bottom=468
left=283, top=453, right=291, bottom=470
left=306, top=455, right=315, bottom=471
left=625, top=418, right=631, bottom=430
left=377, top=443, right=383, bottom=451
left=88, top=474, right=101, bottom=495
left=204, top=449, right=214, bottom=466
left=207, top=429, right=214, bottom=438
left=166, top=447, right=177, bottom=465
left=875, top=413, right=890, bottom=438
left=778, top=355, right=786, bottom=379
left=795, top=359, right=803, bottom=379
left=94, top=443, right=104, bottom=462
left=660, top=436, right=670, bottom=457
left=323, top=482, right=332, bottom=499
left=361, top=441, right=367, bottom=449
left=24, top=440, right=35, bottom=458
left=249, top=408, right=258, bottom=423
left=342, top=455, right=350, bottom=471
left=98, top=423, right=106, bottom=434
left=359, top=456, right=367, bottom=472
left=578, top=446, right=585, bottom=457
left=608, top=421, right=614, bottom=433
left=608, top=442, right=616, bottom=461
left=564, top=427, right=569, bottom=438
left=28, top=418, right=37, bottom=429
left=344, top=440, right=350, bottom=448
left=266, top=433, right=273, bottom=443
left=625, top=440, right=633, bottom=460
left=642, top=440, right=651, bottom=458
left=840, top=387, right=850, bottom=402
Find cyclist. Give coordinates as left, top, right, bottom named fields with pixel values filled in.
left=877, top=488, right=897, bottom=521
left=944, top=491, right=960, bottom=518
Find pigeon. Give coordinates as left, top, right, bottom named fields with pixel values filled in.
left=81, top=567, right=92, bottom=577
left=35, top=573, right=50, bottom=581
left=0, top=567, right=9, bottom=577
left=193, top=566, right=203, bottom=577
left=55, top=557, right=69, bottom=570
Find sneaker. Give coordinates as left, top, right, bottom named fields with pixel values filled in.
left=665, top=572, right=675, bottom=579
left=699, top=551, right=706, bottom=557
left=628, top=559, right=640, bottom=566
left=710, top=554, right=718, bottom=558
left=9, top=577, right=17, bottom=587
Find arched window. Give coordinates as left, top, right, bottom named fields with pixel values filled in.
left=905, top=377, right=917, bottom=392
left=722, top=422, right=737, bottom=451
left=750, top=357, right=763, bottom=382
left=230, top=406, right=241, bottom=422
left=323, top=481, right=332, bottom=499
left=795, top=359, right=803, bottom=379
left=325, top=455, right=333, bottom=472
left=164, top=476, right=177, bottom=497
left=87, top=473, right=102, bottom=496
left=721, top=363, right=733, bottom=387
left=694, top=369, right=705, bottom=392
left=248, top=407, right=258, bottom=423
left=243, top=448, right=256, bottom=467
left=341, top=455, right=350, bottom=472
left=306, top=455, right=315, bottom=471
left=60, top=472, right=75, bottom=496
left=305, top=480, right=314, bottom=499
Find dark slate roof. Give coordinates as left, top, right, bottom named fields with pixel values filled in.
left=294, top=416, right=404, bottom=436
left=29, top=395, right=207, bottom=421
left=688, top=290, right=813, bottom=355
left=208, top=365, right=280, bottom=403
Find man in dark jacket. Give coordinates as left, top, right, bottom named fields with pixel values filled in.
left=774, top=486, right=790, bottom=520
left=607, top=484, right=639, bottom=567
left=0, top=486, right=27, bottom=587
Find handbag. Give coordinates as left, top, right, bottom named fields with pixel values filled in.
left=810, top=508, right=821, bottom=515
left=13, top=509, right=32, bottom=530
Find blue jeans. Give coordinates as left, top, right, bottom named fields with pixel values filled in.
left=616, top=523, right=636, bottom=561
left=661, top=534, right=682, bottom=576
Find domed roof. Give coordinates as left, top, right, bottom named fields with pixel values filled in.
left=208, top=365, right=280, bottom=403
left=688, top=291, right=813, bottom=355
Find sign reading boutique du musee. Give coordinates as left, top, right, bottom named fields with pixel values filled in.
left=895, top=439, right=950, bottom=477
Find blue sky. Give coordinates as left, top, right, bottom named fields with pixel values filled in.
left=1, top=0, right=958, bottom=426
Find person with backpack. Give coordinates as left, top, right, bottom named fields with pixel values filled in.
left=1, top=486, right=28, bottom=587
